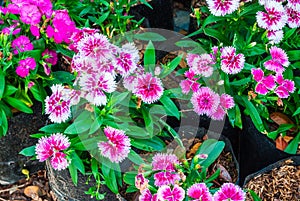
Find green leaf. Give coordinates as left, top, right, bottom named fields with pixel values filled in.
left=96, top=11, right=110, bottom=25
left=195, top=139, right=225, bottom=168
left=134, top=32, right=166, bottom=41
left=55, top=44, right=75, bottom=58
left=160, top=54, right=183, bottom=78
left=4, top=97, right=33, bottom=114
left=24, top=49, right=42, bottom=60
left=203, top=15, right=226, bottom=27
left=101, top=163, right=119, bottom=194
left=3, top=85, right=18, bottom=97
left=160, top=95, right=180, bottom=119
left=0, top=69, right=5, bottom=98
left=230, top=77, right=251, bottom=86
left=284, top=28, right=297, bottom=40
left=287, top=50, right=300, bottom=61
left=39, top=123, right=69, bottom=133
left=29, top=81, right=47, bottom=102
left=128, top=150, right=144, bottom=165
left=142, top=107, right=154, bottom=136
left=68, top=161, right=78, bottom=186
left=123, top=171, right=137, bottom=186
left=293, top=107, right=300, bottom=116
left=91, top=158, right=99, bottom=180
left=244, top=44, right=266, bottom=56
left=241, top=96, right=265, bottom=132
left=0, top=109, right=8, bottom=137
left=109, top=91, right=130, bottom=108
left=50, top=71, right=75, bottom=85
left=267, top=124, right=294, bottom=140
left=64, top=111, right=94, bottom=134
left=19, top=145, right=36, bottom=157
left=248, top=190, right=262, bottom=201
left=204, top=28, right=229, bottom=44
left=131, top=136, right=165, bottom=151
left=144, top=41, right=156, bottom=73
left=284, top=132, right=300, bottom=154
left=70, top=151, right=85, bottom=174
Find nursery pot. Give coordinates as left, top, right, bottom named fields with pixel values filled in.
left=238, top=116, right=295, bottom=186
left=243, top=156, right=300, bottom=200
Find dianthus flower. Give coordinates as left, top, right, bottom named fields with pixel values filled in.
left=287, top=0, right=300, bottom=11
left=135, top=173, right=149, bottom=191
left=20, top=4, right=41, bottom=25
left=45, top=84, right=71, bottom=123
left=187, top=53, right=214, bottom=77
left=16, top=57, right=36, bottom=78
left=220, top=46, right=245, bottom=74
left=35, top=133, right=70, bottom=170
left=97, top=127, right=131, bottom=163
left=256, top=1, right=287, bottom=31
left=11, top=35, right=33, bottom=54
left=139, top=189, right=160, bottom=201
left=157, top=185, right=185, bottom=201
left=42, top=49, right=58, bottom=65
left=274, top=74, right=295, bottom=98
left=2, top=24, right=20, bottom=35
left=211, top=94, right=235, bottom=120
left=153, top=171, right=181, bottom=187
left=191, top=87, right=220, bottom=116
left=180, top=70, right=201, bottom=94
left=213, top=183, right=246, bottom=201
left=207, top=0, right=240, bottom=16
left=267, top=30, right=284, bottom=44
left=187, top=183, right=213, bottom=201
left=285, top=5, right=300, bottom=28
left=116, top=43, right=139, bottom=76
left=264, top=46, right=289, bottom=73
left=152, top=153, right=179, bottom=171
left=133, top=73, right=164, bottom=104
left=251, top=68, right=276, bottom=95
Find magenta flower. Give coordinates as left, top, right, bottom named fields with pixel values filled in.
left=285, top=5, right=300, bottom=28
left=187, top=183, right=213, bottom=201
left=152, top=153, right=179, bottom=171
left=275, top=76, right=295, bottom=98
left=153, top=171, right=181, bottom=187
left=264, top=46, right=289, bottom=73
left=33, top=0, right=53, bottom=18
left=35, top=133, right=70, bottom=170
left=123, top=75, right=138, bottom=91
left=2, top=24, right=20, bottom=35
left=211, top=105, right=227, bottom=121
left=16, top=57, right=36, bottom=78
left=42, top=49, right=58, bottom=65
left=256, top=2, right=287, bottom=31
left=11, top=35, right=33, bottom=54
left=207, top=0, right=240, bottom=16
left=98, top=127, right=131, bottom=163
left=267, top=30, right=283, bottom=44
left=187, top=53, right=214, bottom=77
left=157, top=185, right=185, bottom=201
left=220, top=94, right=235, bottom=109
left=30, top=25, right=40, bottom=37
left=28, top=81, right=35, bottom=89
left=252, top=68, right=276, bottom=95
left=133, top=73, right=164, bottom=104
left=191, top=87, right=220, bottom=116
left=45, top=84, right=71, bottom=123
left=139, top=189, right=161, bottom=201
left=79, top=72, right=116, bottom=106
left=220, top=47, right=245, bottom=74
left=213, top=183, right=246, bottom=201
left=180, top=70, right=200, bottom=94
left=20, top=4, right=41, bottom=25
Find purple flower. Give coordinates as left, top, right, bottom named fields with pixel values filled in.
left=220, top=47, right=245, bottom=74
left=11, top=35, right=33, bottom=54
left=157, top=185, right=185, bottom=201
left=213, top=183, right=245, bottom=201
left=207, top=0, right=240, bottom=16
left=180, top=70, right=200, bottom=94
left=187, top=183, right=213, bottom=201
left=35, top=133, right=70, bottom=170
left=285, top=5, right=300, bottom=28
left=191, top=87, right=220, bottom=116
left=152, top=153, right=179, bottom=171
left=20, top=4, right=41, bottom=25
left=153, top=171, right=181, bottom=187
left=98, top=127, right=131, bottom=163
left=264, top=46, right=289, bottom=73
left=256, top=1, right=287, bottom=31
left=16, top=57, right=36, bottom=78
left=133, top=73, right=164, bottom=104
left=42, top=49, right=58, bottom=65
left=45, top=84, right=71, bottom=123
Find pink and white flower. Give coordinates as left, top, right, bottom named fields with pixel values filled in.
left=251, top=68, right=276, bottom=95
left=135, top=173, right=149, bottom=191
left=157, top=185, right=185, bottom=201
left=264, top=46, right=289, bottom=73
left=152, top=153, right=179, bottom=171
left=180, top=70, right=200, bottom=94
left=45, top=84, right=71, bottom=123
left=16, top=57, right=36, bottom=78
left=275, top=75, right=295, bottom=98
left=98, top=127, right=131, bottom=163
left=191, top=87, right=220, bottom=116
left=153, top=171, right=181, bottom=187
left=220, top=47, right=245, bottom=74
left=287, top=0, right=300, bottom=11
left=213, top=183, right=246, bottom=201
left=139, top=189, right=160, bottom=201
left=116, top=43, right=139, bottom=76
left=256, top=1, right=287, bottom=31
left=220, top=94, right=235, bottom=109
left=35, top=133, right=70, bottom=170
left=187, top=53, right=214, bottom=77
left=267, top=30, right=284, bottom=44
left=285, top=5, right=300, bottom=28
left=207, top=0, right=240, bottom=16
left=187, top=183, right=213, bottom=201
left=133, top=73, right=164, bottom=104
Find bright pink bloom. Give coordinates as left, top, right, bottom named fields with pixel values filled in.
left=11, top=35, right=33, bottom=54
left=220, top=94, right=235, bottom=109
left=213, top=183, right=245, bottom=201
left=30, top=25, right=40, bottom=37
left=28, top=81, right=35, bottom=89
left=133, top=73, right=164, bottom=104
left=180, top=70, right=200, bottom=94
left=157, top=185, right=185, bottom=201
left=33, top=0, right=53, bottom=18
left=220, top=47, right=245, bottom=74
left=211, top=105, right=226, bottom=120
left=153, top=171, right=181, bottom=187
left=252, top=68, right=264, bottom=82
left=275, top=79, right=295, bottom=98
left=191, top=87, right=220, bottom=116
left=20, top=4, right=41, bottom=25
left=45, top=84, right=71, bottom=123
left=42, top=49, right=58, bottom=65
left=187, top=53, right=214, bottom=77
left=285, top=5, right=300, bottom=28
left=16, top=58, right=36, bottom=78
left=252, top=69, right=276, bottom=95
left=79, top=72, right=116, bottom=106
left=207, top=0, right=240, bottom=16
left=256, top=2, right=287, bottom=31
left=97, top=127, right=131, bottom=163
left=152, top=153, right=179, bottom=171
left=7, top=0, right=28, bottom=14
left=135, top=173, right=149, bottom=190
left=187, top=183, right=213, bottom=201
left=116, top=43, right=139, bottom=76
left=264, top=46, right=289, bottom=73
left=70, top=28, right=99, bottom=52
left=267, top=30, right=283, bottom=44
left=2, top=24, right=20, bottom=35
left=35, top=133, right=70, bottom=170
left=139, top=189, right=161, bottom=201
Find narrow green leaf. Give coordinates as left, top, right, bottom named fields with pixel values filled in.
left=144, top=41, right=155, bottom=73
left=101, top=164, right=119, bottom=194
left=131, top=136, right=165, bottom=151
left=96, top=11, right=110, bottom=25
left=39, top=123, right=69, bottom=133
left=0, top=109, right=8, bottom=137
left=285, top=132, right=300, bottom=154
left=70, top=151, right=85, bottom=174
left=19, top=145, right=36, bottom=157
left=230, top=77, right=251, bottom=86
left=68, top=162, right=78, bottom=186
left=123, top=171, right=137, bottom=186
left=4, top=97, right=33, bottom=114
left=64, top=111, right=93, bottom=134
left=0, top=69, right=5, bottom=98
left=128, top=150, right=144, bottom=165
left=160, top=95, right=180, bottom=119
left=134, top=32, right=166, bottom=41
left=287, top=50, right=300, bottom=61
left=292, top=107, right=300, bottom=116
left=160, top=54, right=183, bottom=78
left=3, top=85, right=18, bottom=97
left=248, top=190, right=262, bottom=201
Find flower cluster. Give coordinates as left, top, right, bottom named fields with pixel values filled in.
left=251, top=47, right=295, bottom=98
left=136, top=153, right=246, bottom=201
left=35, top=133, right=70, bottom=170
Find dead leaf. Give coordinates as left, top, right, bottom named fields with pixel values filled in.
left=270, top=112, right=295, bottom=131
left=283, top=135, right=294, bottom=143
left=24, top=186, right=41, bottom=200
left=217, top=164, right=232, bottom=182
left=275, top=136, right=288, bottom=151
left=186, top=142, right=201, bottom=159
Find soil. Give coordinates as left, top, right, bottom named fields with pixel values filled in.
left=244, top=159, right=300, bottom=201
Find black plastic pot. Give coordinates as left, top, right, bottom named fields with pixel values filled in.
left=238, top=116, right=296, bottom=186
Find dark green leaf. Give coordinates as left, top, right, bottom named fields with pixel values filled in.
left=248, top=190, right=262, bottom=201
left=101, top=164, right=119, bottom=194
left=68, top=161, right=78, bottom=186
left=293, top=107, right=300, bottom=116
left=19, top=145, right=36, bottom=157
left=64, top=111, right=94, bottom=134
left=285, top=132, right=300, bottom=154
left=50, top=71, right=75, bottom=85
left=3, top=85, right=18, bottom=97
left=287, top=50, right=300, bottom=61
left=4, top=97, right=33, bottom=114
left=0, top=109, right=8, bottom=137
left=144, top=41, right=156, bottom=73
left=70, top=151, right=85, bottom=174
left=131, top=136, right=165, bottom=151
left=96, top=11, right=110, bottom=25
left=0, top=69, right=5, bottom=98
left=160, top=54, right=183, bottom=78
left=160, top=95, right=180, bottom=119
left=128, top=150, right=144, bottom=165
left=123, top=171, right=137, bottom=185
left=39, top=123, right=69, bottom=133
left=230, top=77, right=251, bottom=86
